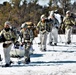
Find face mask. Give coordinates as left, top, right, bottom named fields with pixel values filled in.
left=5, top=28, right=10, bottom=31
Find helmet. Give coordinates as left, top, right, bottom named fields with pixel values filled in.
left=4, top=21, right=10, bottom=25
left=54, top=10, right=58, bottom=13
left=21, top=23, right=27, bottom=28
left=41, top=14, right=45, bottom=19
left=50, top=11, right=55, bottom=16
left=4, top=21, right=11, bottom=28
left=25, top=22, right=33, bottom=26
left=66, top=10, right=70, bottom=14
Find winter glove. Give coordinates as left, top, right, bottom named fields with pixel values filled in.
left=55, top=26, right=58, bottom=29
left=41, top=30, right=46, bottom=34
left=11, top=38, right=15, bottom=42
left=21, top=42, right=25, bottom=47
left=3, top=41, right=12, bottom=48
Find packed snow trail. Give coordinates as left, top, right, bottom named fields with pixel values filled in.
left=0, top=34, right=76, bottom=75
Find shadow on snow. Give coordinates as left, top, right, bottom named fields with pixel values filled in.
left=10, top=60, right=76, bottom=67
left=30, top=53, right=43, bottom=58
left=47, top=50, right=76, bottom=53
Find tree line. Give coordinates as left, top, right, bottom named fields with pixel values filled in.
left=0, top=0, right=75, bottom=30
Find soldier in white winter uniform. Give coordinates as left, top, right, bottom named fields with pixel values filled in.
left=48, top=11, right=59, bottom=46
left=0, top=21, right=16, bottom=67
left=62, top=11, right=76, bottom=44
left=20, top=23, right=34, bottom=64
left=37, top=14, right=48, bottom=51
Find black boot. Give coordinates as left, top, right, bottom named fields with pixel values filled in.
left=49, top=42, right=53, bottom=46
left=24, top=58, right=30, bottom=64
left=10, top=60, right=13, bottom=64
left=67, top=41, right=71, bottom=44
left=2, top=64, right=10, bottom=67
left=41, top=48, right=46, bottom=52
left=0, top=55, right=2, bottom=61
left=27, top=58, right=30, bottom=63
left=38, top=42, right=41, bottom=45
left=54, top=43, right=57, bottom=46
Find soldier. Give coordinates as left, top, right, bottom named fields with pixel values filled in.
left=0, top=21, right=16, bottom=67
left=48, top=11, right=59, bottom=46
left=20, top=23, right=34, bottom=64
left=63, top=10, right=76, bottom=44
left=25, top=22, right=34, bottom=54
left=37, top=14, right=48, bottom=51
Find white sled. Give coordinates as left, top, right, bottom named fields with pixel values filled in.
left=10, top=44, right=25, bottom=57
left=10, top=44, right=34, bottom=58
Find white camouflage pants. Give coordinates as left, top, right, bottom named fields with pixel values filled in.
left=40, top=31, right=47, bottom=50
left=24, top=43, right=31, bottom=61
left=65, top=27, right=72, bottom=42
left=2, top=44, right=13, bottom=65
left=49, top=27, right=58, bottom=44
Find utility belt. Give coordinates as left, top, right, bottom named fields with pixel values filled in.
left=24, top=34, right=30, bottom=40
left=24, top=40, right=31, bottom=43
left=66, top=24, right=73, bottom=26
left=3, top=41, right=12, bottom=48
left=40, top=29, right=45, bottom=31
left=40, top=30, right=47, bottom=34
left=24, top=40, right=32, bottom=46
left=65, top=25, right=73, bottom=29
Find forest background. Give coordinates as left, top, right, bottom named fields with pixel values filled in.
left=0, top=0, right=76, bottom=31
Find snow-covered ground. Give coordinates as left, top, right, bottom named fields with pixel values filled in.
left=0, top=34, right=76, bottom=75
